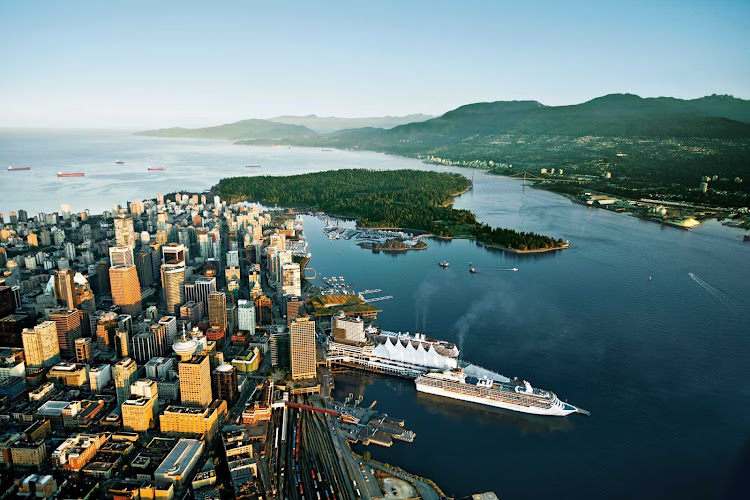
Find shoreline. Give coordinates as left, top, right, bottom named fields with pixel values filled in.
left=475, top=239, right=570, bottom=254
left=356, top=241, right=428, bottom=253
left=493, top=173, right=750, bottom=233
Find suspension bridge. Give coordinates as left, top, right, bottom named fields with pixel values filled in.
left=507, top=171, right=594, bottom=185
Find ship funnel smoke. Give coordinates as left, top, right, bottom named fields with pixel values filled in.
left=454, top=294, right=495, bottom=351
left=413, top=279, right=439, bottom=331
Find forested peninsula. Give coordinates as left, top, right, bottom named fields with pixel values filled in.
left=216, top=169, right=567, bottom=252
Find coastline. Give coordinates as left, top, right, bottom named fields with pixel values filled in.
left=489, top=172, right=750, bottom=233
left=476, top=239, right=570, bottom=254
left=443, top=184, right=473, bottom=206
left=357, top=241, right=428, bottom=252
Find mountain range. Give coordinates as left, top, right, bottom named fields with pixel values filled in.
left=134, top=114, right=435, bottom=140
left=136, top=94, right=750, bottom=144
left=314, top=94, right=750, bottom=150
left=267, top=114, right=434, bottom=133
left=134, top=119, right=316, bottom=141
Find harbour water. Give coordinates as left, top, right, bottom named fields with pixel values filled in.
left=2, top=130, right=749, bottom=499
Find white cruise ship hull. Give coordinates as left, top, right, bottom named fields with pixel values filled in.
left=416, top=381, right=577, bottom=417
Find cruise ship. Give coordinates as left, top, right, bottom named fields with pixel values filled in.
left=415, top=369, right=589, bottom=417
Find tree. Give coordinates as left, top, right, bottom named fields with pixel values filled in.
left=362, top=451, right=371, bottom=462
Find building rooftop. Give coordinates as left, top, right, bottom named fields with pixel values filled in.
left=36, top=400, right=71, bottom=416
left=306, top=294, right=381, bottom=316
left=154, top=439, right=203, bottom=477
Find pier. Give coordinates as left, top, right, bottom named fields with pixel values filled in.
left=330, top=398, right=415, bottom=448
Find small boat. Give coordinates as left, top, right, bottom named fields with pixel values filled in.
left=246, top=164, right=261, bottom=168
left=512, top=268, right=518, bottom=272
left=469, top=268, right=477, bottom=274
left=115, top=160, right=125, bottom=164
left=148, top=166, right=166, bottom=171
left=7, top=166, right=31, bottom=171
left=744, top=234, right=750, bottom=242
left=438, top=261, right=450, bottom=268
left=58, top=172, right=85, bottom=177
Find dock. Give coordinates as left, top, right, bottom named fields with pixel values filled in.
left=331, top=398, right=415, bottom=448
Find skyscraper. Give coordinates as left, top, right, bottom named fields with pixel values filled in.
left=54, top=269, right=76, bottom=310
left=109, top=265, right=142, bottom=317
left=113, top=357, right=138, bottom=406
left=122, top=380, right=158, bottom=432
left=135, top=250, right=154, bottom=288
left=115, top=329, right=130, bottom=358
left=22, top=321, right=61, bottom=371
left=0, top=286, right=16, bottom=318
left=270, top=332, right=290, bottom=369
left=179, top=301, right=202, bottom=325
left=195, top=276, right=216, bottom=312
left=73, top=273, right=96, bottom=312
left=109, top=246, right=134, bottom=267
left=178, top=354, right=212, bottom=408
left=114, top=214, right=136, bottom=249
left=208, top=291, right=227, bottom=332
left=161, top=244, right=186, bottom=316
left=132, top=330, right=159, bottom=364
left=282, top=263, right=302, bottom=297
left=237, top=300, right=256, bottom=333
left=48, top=309, right=83, bottom=359
left=74, top=338, right=93, bottom=363
left=95, top=311, right=118, bottom=353
left=211, top=364, right=238, bottom=404
left=290, top=316, right=316, bottom=381
left=158, top=316, right=178, bottom=349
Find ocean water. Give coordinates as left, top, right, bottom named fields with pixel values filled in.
left=2, top=130, right=749, bottom=499
left=0, top=129, right=436, bottom=215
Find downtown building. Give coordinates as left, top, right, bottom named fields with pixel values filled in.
left=290, top=316, right=316, bottom=381
left=21, top=321, right=61, bottom=372
left=161, top=244, right=186, bottom=316
left=48, top=308, right=83, bottom=359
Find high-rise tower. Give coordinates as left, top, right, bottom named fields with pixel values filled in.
left=290, top=316, right=316, bottom=381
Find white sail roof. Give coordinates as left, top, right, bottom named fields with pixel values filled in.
left=370, top=337, right=457, bottom=370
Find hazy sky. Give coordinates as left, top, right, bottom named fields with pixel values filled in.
left=1, top=0, right=748, bottom=128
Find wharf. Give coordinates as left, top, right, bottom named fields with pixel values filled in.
left=331, top=398, right=415, bottom=447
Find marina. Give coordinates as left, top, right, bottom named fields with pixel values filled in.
left=0, top=134, right=746, bottom=499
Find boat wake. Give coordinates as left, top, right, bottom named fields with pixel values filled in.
left=688, top=273, right=730, bottom=305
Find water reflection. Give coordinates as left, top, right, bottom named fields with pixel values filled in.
left=331, top=371, right=574, bottom=436
left=415, top=392, right=574, bottom=435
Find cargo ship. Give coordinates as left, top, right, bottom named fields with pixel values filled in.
left=115, top=160, right=125, bottom=164
left=148, top=167, right=166, bottom=171
left=7, top=166, right=31, bottom=171
left=246, top=164, right=261, bottom=168
left=57, top=172, right=85, bottom=177
left=415, top=369, right=589, bottom=417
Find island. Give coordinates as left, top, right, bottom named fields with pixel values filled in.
left=215, top=169, right=568, bottom=252
left=358, top=238, right=429, bottom=252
